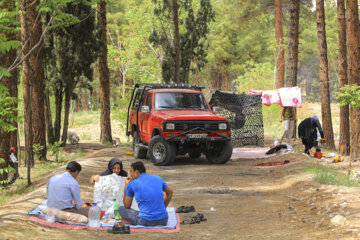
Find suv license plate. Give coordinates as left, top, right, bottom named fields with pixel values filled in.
left=187, top=133, right=208, bottom=139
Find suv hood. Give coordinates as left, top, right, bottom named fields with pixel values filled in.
left=155, top=110, right=228, bottom=121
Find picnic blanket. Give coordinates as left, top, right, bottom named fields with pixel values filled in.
left=248, top=87, right=302, bottom=107
left=28, top=201, right=180, bottom=232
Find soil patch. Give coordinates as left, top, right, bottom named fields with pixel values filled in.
left=1, top=141, right=360, bottom=239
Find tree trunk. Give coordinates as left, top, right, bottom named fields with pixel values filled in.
left=20, top=0, right=33, bottom=185
left=29, top=0, right=46, bottom=160
left=54, top=83, right=63, bottom=142
left=285, top=0, right=300, bottom=87
left=0, top=48, right=12, bottom=182
left=45, top=89, right=55, bottom=144
left=315, top=0, right=335, bottom=150
left=9, top=51, right=18, bottom=157
left=172, top=0, right=180, bottom=83
left=337, top=0, right=350, bottom=155
left=274, top=0, right=285, bottom=89
left=61, top=86, right=71, bottom=147
left=97, top=1, right=113, bottom=144
left=346, top=0, right=360, bottom=160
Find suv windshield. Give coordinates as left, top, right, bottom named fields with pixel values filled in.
left=155, top=92, right=209, bottom=111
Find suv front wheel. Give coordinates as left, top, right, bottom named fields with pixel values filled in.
left=206, top=141, right=233, bottom=164
left=149, top=135, right=176, bottom=166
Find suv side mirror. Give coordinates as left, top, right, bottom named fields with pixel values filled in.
left=141, top=105, right=150, bottom=114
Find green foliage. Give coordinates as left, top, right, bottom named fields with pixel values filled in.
left=151, top=0, right=214, bottom=83
left=0, top=83, right=16, bottom=132
left=304, top=164, right=360, bottom=187
left=48, top=141, right=64, bottom=162
left=107, top=0, right=161, bottom=89
left=32, top=144, right=44, bottom=160
left=234, top=62, right=274, bottom=92
left=336, top=85, right=360, bottom=109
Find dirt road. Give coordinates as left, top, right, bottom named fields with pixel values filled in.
left=1, top=142, right=360, bottom=240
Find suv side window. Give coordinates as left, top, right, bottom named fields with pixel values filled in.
left=145, top=93, right=152, bottom=113
left=132, top=89, right=145, bottom=110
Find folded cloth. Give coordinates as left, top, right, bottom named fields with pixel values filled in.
left=41, top=207, right=88, bottom=223
left=28, top=200, right=87, bottom=226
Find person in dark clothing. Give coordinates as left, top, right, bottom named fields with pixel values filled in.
left=90, top=158, right=128, bottom=184
left=298, top=116, right=324, bottom=154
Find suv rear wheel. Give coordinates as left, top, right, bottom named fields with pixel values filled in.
left=206, top=141, right=233, bottom=164
left=149, top=135, right=176, bottom=166
left=133, top=131, right=147, bottom=159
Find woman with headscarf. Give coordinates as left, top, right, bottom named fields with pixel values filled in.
left=90, top=158, right=128, bottom=184
left=298, top=116, right=324, bottom=154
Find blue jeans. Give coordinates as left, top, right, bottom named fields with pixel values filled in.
left=118, top=206, right=168, bottom=226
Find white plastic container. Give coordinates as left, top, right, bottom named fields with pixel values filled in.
left=88, top=202, right=101, bottom=227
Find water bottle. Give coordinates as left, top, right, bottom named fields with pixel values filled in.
left=88, top=202, right=101, bottom=227
left=113, top=199, right=121, bottom=220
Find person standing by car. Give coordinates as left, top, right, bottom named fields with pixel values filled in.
left=118, top=161, right=173, bottom=226
left=279, top=106, right=296, bottom=144
left=298, top=116, right=324, bottom=154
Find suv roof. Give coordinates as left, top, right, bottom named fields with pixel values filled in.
left=135, top=83, right=204, bottom=91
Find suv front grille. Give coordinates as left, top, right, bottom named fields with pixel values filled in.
left=164, top=121, right=227, bottom=131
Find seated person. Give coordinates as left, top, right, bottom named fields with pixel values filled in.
left=119, top=161, right=173, bottom=226
left=47, top=161, right=89, bottom=217
left=90, top=158, right=127, bottom=184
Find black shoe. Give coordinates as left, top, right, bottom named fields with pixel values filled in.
left=107, top=223, right=124, bottom=234
left=123, top=226, right=130, bottom=234
left=180, top=219, right=196, bottom=224
left=176, top=206, right=186, bottom=213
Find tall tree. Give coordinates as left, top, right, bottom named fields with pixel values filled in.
left=57, top=1, right=99, bottom=147
left=152, top=0, right=214, bottom=83
left=337, top=0, right=350, bottom=155
left=315, top=0, right=335, bottom=150
left=0, top=0, right=18, bottom=159
left=172, top=0, right=180, bottom=83
left=97, top=0, right=112, bottom=144
left=285, top=0, right=300, bottom=87
left=274, top=0, right=284, bottom=89
left=285, top=0, right=300, bottom=139
left=346, top=0, right=360, bottom=160
left=29, top=0, right=46, bottom=160
left=0, top=0, right=18, bottom=182
left=20, top=0, right=33, bottom=183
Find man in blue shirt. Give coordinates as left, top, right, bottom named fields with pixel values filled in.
left=119, top=161, right=173, bottom=226
left=47, top=161, right=89, bottom=217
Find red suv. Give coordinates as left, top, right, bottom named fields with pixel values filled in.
left=126, top=84, right=233, bottom=166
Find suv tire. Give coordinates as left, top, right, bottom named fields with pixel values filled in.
left=133, top=131, right=147, bottom=159
left=206, top=141, right=233, bottom=164
left=149, top=135, right=176, bottom=166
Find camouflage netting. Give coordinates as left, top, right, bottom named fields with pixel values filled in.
left=209, top=90, right=264, bottom=147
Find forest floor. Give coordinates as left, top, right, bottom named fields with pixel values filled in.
left=1, top=137, right=360, bottom=240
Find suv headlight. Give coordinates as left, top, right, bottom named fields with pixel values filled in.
left=166, top=123, right=175, bottom=130
left=219, top=123, right=227, bottom=130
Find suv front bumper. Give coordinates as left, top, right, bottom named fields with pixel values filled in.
left=163, top=127, right=231, bottom=143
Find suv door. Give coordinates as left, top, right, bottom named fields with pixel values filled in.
left=139, top=93, right=152, bottom=144
left=130, top=89, right=145, bottom=136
